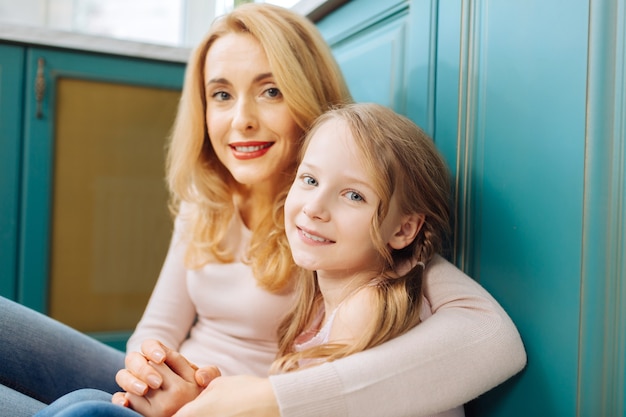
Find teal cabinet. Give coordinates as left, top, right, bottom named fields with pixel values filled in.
left=0, top=44, right=25, bottom=301
left=1, top=42, right=185, bottom=349
left=320, top=0, right=625, bottom=416
left=318, top=0, right=437, bottom=133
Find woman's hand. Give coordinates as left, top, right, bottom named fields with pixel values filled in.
left=112, top=339, right=221, bottom=417
left=173, top=375, right=280, bottom=417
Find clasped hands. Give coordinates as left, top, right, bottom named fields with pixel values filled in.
left=112, top=339, right=279, bottom=417
left=112, top=339, right=219, bottom=417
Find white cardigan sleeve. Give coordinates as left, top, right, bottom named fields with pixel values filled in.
left=269, top=255, right=526, bottom=417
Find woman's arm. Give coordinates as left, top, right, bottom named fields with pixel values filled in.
left=116, top=206, right=201, bottom=403
left=126, top=210, right=196, bottom=354
left=176, top=255, right=525, bottom=417
left=269, top=255, right=526, bottom=417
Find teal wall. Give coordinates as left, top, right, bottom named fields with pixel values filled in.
left=320, top=0, right=625, bottom=416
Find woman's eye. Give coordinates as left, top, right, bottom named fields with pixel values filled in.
left=265, top=88, right=282, bottom=99
left=212, top=91, right=231, bottom=101
left=346, top=191, right=364, bottom=202
left=302, top=175, right=318, bottom=186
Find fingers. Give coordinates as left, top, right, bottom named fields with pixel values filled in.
left=111, top=392, right=129, bottom=407
left=163, top=349, right=199, bottom=382
left=141, top=339, right=168, bottom=364
left=141, top=340, right=197, bottom=382
left=195, top=366, right=221, bottom=387
left=116, top=351, right=163, bottom=395
left=123, top=362, right=206, bottom=417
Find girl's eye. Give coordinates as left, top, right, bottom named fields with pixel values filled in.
left=212, top=91, right=231, bottom=101
left=265, top=87, right=282, bottom=99
left=345, top=191, right=364, bottom=202
left=302, top=175, right=318, bottom=186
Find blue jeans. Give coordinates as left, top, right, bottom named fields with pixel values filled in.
left=33, top=389, right=141, bottom=417
left=0, top=297, right=125, bottom=417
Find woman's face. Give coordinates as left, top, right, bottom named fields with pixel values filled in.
left=204, top=33, right=302, bottom=187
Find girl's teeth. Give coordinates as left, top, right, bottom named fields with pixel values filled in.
left=303, top=230, right=327, bottom=242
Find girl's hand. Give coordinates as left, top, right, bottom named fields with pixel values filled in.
left=173, top=375, right=279, bottom=417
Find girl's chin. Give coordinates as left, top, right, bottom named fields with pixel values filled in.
left=291, top=255, right=320, bottom=271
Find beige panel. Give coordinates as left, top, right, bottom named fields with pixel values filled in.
left=49, top=77, right=179, bottom=332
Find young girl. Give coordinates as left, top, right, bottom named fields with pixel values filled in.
left=272, top=102, right=462, bottom=416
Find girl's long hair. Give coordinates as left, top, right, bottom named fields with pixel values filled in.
left=272, top=103, right=452, bottom=372
left=166, top=3, right=352, bottom=292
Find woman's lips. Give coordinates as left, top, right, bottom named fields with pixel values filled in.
left=229, top=142, right=274, bottom=160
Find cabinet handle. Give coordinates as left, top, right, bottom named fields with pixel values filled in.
left=35, top=58, right=45, bottom=119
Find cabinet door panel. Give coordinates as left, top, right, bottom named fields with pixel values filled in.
left=331, top=15, right=407, bottom=108
left=318, top=0, right=409, bottom=110
left=20, top=48, right=184, bottom=347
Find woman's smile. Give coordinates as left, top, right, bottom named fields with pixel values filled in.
left=229, top=141, right=275, bottom=160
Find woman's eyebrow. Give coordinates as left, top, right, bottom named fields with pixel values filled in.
left=206, top=72, right=274, bottom=87
left=254, top=72, right=274, bottom=83
left=206, top=77, right=230, bottom=86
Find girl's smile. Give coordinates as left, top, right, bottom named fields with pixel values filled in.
left=297, top=226, right=335, bottom=245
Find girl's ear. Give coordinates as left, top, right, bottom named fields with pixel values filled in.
left=388, top=214, right=425, bottom=250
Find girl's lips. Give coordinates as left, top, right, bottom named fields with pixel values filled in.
left=297, top=227, right=334, bottom=244
left=229, top=142, right=274, bottom=160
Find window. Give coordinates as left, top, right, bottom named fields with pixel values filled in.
left=0, top=0, right=304, bottom=48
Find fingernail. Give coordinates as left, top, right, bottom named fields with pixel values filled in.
left=147, top=374, right=162, bottom=389
left=133, top=381, right=147, bottom=395
left=196, top=371, right=208, bottom=386
left=152, top=349, right=165, bottom=363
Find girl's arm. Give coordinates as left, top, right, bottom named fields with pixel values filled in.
left=270, top=255, right=526, bottom=417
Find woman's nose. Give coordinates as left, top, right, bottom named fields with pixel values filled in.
left=231, top=97, right=258, bottom=131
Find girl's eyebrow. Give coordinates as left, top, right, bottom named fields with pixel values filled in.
left=299, top=162, right=376, bottom=193
left=206, top=72, right=274, bottom=87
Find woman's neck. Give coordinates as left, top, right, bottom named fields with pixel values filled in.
left=233, top=181, right=279, bottom=230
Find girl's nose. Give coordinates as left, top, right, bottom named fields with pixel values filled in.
left=231, top=97, right=258, bottom=131
left=302, top=196, right=330, bottom=222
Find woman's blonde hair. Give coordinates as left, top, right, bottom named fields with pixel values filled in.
left=272, top=103, right=452, bottom=372
left=166, top=3, right=352, bottom=292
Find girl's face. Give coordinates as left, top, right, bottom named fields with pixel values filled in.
left=284, top=118, right=404, bottom=282
left=204, top=33, right=301, bottom=187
